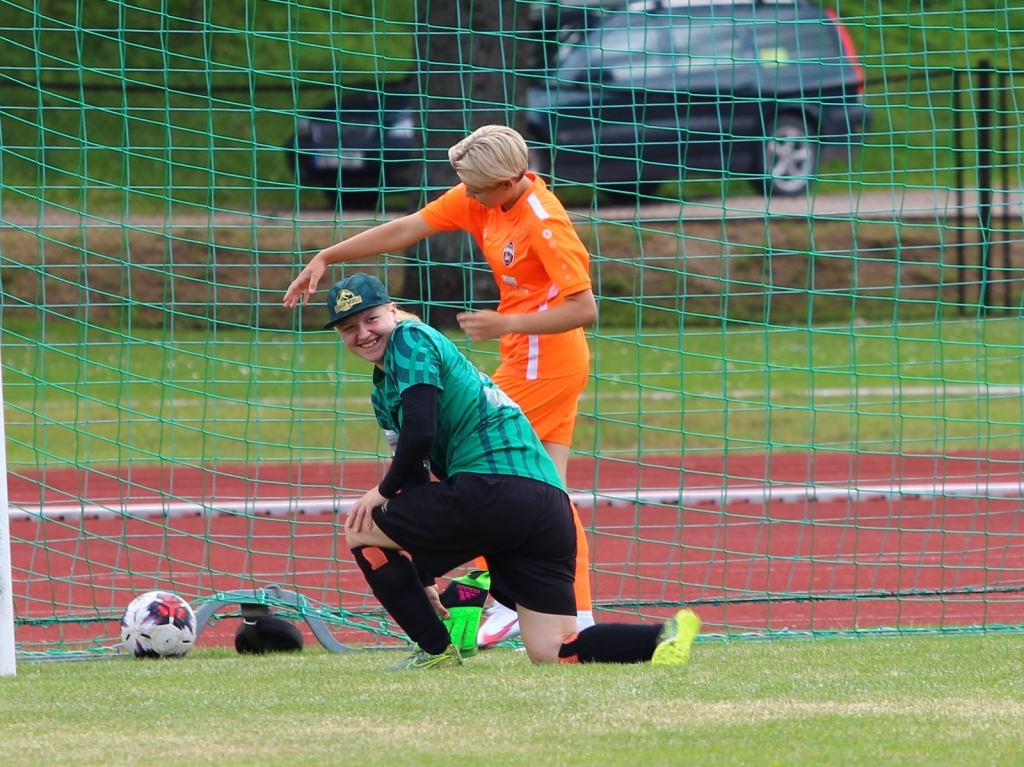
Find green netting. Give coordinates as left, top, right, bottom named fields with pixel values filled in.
left=1, top=0, right=1023, bottom=657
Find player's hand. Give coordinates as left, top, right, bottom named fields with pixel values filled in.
left=283, top=255, right=327, bottom=308
left=456, top=310, right=512, bottom=341
left=345, top=485, right=387, bottom=533
left=425, top=585, right=449, bottom=619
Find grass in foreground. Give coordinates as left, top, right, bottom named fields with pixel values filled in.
left=2, top=634, right=1023, bottom=766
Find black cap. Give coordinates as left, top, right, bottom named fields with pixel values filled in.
left=323, top=273, right=392, bottom=330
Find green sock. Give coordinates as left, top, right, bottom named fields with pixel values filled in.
left=440, top=570, right=490, bottom=657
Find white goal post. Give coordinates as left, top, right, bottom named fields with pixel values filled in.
left=0, top=341, right=16, bottom=676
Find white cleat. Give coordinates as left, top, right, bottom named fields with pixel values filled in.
left=477, top=601, right=521, bottom=649
left=477, top=605, right=596, bottom=649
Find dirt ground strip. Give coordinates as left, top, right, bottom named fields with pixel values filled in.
left=3, top=211, right=1022, bottom=330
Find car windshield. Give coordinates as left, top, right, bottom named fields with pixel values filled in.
left=554, top=5, right=842, bottom=86
left=748, top=6, right=843, bottom=64
left=669, top=15, right=753, bottom=68
left=558, top=13, right=674, bottom=84
left=557, top=10, right=752, bottom=86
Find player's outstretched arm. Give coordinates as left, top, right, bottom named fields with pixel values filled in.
left=456, top=288, right=597, bottom=341
left=283, top=213, right=438, bottom=307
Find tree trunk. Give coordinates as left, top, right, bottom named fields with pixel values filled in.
left=398, top=0, right=533, bottom=328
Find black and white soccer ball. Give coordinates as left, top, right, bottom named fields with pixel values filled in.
left=120, top=591, right=197, bottom=658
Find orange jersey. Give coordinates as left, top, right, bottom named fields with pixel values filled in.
left=419, top=173, right=591, bottom=380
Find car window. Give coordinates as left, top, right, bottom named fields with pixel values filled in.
left=558, top=14, right=673, bottom=87
left=554, top=6, right=842, bottom=91
left=748, top=6, right=842, bottom=66
left=665, top=11, right=757, bottom=90
left=558, top=23, right=614, bottom=78
left=668, top=16, right=753, bottom=69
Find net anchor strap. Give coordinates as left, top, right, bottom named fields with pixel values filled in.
left=193, top=584, right=358, bottom=654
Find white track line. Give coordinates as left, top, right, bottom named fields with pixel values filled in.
left=9, top=482, right=1024, bottom=521
left=42, top=384, right=1024, bottom=411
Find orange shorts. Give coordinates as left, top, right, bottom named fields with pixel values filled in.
left=491, top=367, right=589, bottom=446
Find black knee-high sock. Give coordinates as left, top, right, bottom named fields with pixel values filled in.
left=351, top=546, right=451, bottom=655
left=558, top=623, right=663, bottom=664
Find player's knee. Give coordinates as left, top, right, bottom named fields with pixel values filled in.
left=529, top=627, right=577, bottom=664
left=346, top=527, right=388, bottom=550
left=520, top=622, right=576, bottom=664
left=524, top=641, right=563, bottom=665
left=345, top=528, right=366, bottom=549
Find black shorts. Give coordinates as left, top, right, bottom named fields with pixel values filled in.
left=371, top=473, right=577, bottom=616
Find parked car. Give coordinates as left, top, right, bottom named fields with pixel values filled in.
left=285, top=0, right=870, bottom=206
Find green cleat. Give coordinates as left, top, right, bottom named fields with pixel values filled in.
left=386, top=643, right=463, bottom=671
left=651, top=609, right=701, bottom=666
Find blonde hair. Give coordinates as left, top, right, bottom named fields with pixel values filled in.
left=394, top=307, right=421, bottom=323
left=448, top=125, right=528, bottom=187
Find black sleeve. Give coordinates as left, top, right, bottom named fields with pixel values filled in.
left=413, top=558, right=436, bottom=589
left=377, top=384, right=438, bottom=499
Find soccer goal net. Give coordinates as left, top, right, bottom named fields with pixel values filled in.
left=1, top=0, right=1023, bottom=663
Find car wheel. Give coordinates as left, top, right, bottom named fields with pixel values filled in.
left=756, top=114, right=817, bottom=197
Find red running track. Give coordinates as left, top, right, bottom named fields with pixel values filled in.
left=7, top=451, right=1024, bottom=651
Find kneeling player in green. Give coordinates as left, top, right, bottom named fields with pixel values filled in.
left=327, top=273, right=700, bottom=668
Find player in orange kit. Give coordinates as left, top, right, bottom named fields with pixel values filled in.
left=283, top=125, right=597, bottom=647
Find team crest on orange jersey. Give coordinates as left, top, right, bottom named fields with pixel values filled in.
left=502, top=241, right=515, bottom=266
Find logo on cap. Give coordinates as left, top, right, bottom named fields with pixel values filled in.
left=333, top=289, right=363, bottom=315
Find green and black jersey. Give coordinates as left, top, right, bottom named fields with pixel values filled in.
left=371, top=321, right=564, bottom=491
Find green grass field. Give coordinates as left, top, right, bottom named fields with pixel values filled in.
left=4, top=316, right=1022, bottom=468
left=2, top=635, right=1023, bottom=766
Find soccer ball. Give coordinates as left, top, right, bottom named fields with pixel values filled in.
left=120, top=591, right=197, bottom=658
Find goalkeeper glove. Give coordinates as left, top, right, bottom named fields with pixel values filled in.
left=439, top=570, right=490, bottom=658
